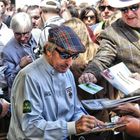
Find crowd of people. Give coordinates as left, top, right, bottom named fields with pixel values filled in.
left=0, top=0, right=140, bottom=139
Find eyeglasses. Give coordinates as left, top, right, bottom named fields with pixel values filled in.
left=14, top=31, right=31, bottom=37
left=84, top=15, right=95, bottom=20
left=99, top=5, right=114, bottom=12
left=55, top=48, right=79, bottom=60
left=119, top=4, right=139, bottom=13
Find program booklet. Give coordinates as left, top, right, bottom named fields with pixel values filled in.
left=101, top=62, right=140, bottom=96
left=81, top=95, right=140, bottom=110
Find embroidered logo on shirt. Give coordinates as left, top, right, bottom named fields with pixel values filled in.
left=66, top=87, right=73, bottom=99
left=23, top=100, right=32, bottom=113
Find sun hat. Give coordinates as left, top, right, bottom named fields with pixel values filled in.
left=108, top=0, right=140, bottom=8
left=48, top=25, right=86, bottom=53
left=39, top=0, right=61, bottom=9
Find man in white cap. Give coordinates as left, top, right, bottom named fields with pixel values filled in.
left=38, top=0, right=65, bottom=53
left=79, top=0, right=140, bottom=139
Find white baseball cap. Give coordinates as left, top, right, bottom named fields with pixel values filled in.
left=40, top=0, right=61, bottom=9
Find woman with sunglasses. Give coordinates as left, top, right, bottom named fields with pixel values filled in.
left=79, top=6, right=99, bottom=27
left=79, top=6, right=100, bottom=43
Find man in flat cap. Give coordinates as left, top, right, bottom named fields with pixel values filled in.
left=7, top=25, right=104, bottom=140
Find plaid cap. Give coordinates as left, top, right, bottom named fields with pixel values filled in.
left=48, top=25, right=86, bottom=53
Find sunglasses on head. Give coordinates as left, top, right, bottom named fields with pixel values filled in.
left=99, top=5, right=114, bottom=12
left=84, top=15, right=95, bottom=20
left=55, top=48, right=79, bottom=60
left=119, top=4, right=139, bottom=13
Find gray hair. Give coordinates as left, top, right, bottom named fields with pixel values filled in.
left=10, top=12, right=32, bottom=33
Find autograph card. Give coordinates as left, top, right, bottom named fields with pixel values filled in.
left=78, top=82, right=103, bottom=94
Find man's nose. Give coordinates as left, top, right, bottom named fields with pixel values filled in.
left=65, top=57, right=73, bottom=65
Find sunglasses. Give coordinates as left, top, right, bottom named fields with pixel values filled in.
left=55, top=48, right=79, bottom=60
left=119, top=4, right=139, bottom=13
left=84, top=15, right=95, bottom=20
left=99, top=5, right=114, bottom=12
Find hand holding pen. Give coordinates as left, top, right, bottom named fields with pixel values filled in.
left=76, top=107, right=105, bottom=134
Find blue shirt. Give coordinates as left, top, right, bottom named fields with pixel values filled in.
left=8, top=56, right=85, bottom=140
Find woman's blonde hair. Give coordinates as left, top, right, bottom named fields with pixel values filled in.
left=64, top=18, right=98, bottom=65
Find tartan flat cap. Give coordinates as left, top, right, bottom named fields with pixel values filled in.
left=48, top=25, right=86, bottom=53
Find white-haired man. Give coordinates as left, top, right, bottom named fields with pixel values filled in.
left=2, top=12, right=38, bottom=98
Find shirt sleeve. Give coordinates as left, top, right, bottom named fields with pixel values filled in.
left=3, top=52, right=21, bottom=88
left=67, top=121, right=76, bottom=135
left=84, top=30, right=117, bottom=78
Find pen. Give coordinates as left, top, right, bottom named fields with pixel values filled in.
left=80, top=107, right=88, bottom=115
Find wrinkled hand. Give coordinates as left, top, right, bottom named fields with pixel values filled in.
left=0, top=98, right=10, bottom=118
left=20, top=55, right=33, bottom=68
left=75, top=115, right=104, bottom=134
left=129, top=72, right=140, bottom=81
left=112, top=103, right=140, bottom=117
left=116, top=115, right=140, bottom=137
left=78, top=73, right=97, bottom=84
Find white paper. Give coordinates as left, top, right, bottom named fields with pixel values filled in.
left=101, top=62, right=140, bottom=95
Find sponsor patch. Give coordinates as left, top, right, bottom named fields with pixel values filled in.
left=23, top=100, right=32, bottom=113
left=66, top=87, right=73, bottom=98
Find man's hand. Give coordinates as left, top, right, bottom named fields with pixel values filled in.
left=78, top=73, right=97, bottom=84
left=75, top=115, right=104, bottom=134
left=20, top=55, right=33, bottom=68
left=129, top=72, right=140, bottom=81
left=0, top=98, right=10, bottom=118
left=116, top=115, right=140, bottom=137
left=112, top=103, right=140, bottom=117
